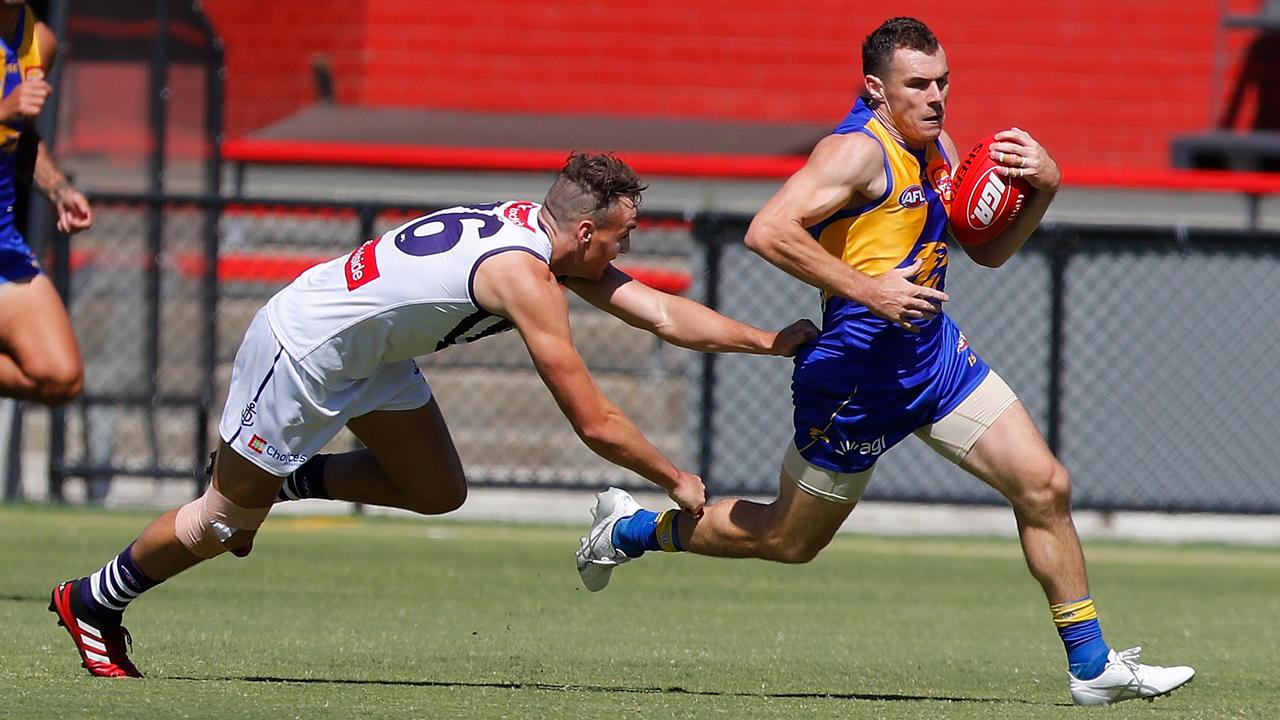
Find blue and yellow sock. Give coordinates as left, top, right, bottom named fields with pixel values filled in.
left=655, top=509, right=684, bottom=552
left=612, top=509, right=685, bottom=558
left=1051, top=596, right=1110, bottom=680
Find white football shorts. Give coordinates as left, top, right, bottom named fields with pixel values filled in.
left=218, top=307, right=432, bottom=476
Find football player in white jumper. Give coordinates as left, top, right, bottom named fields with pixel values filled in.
left=49, top=152, right=819, bottom=678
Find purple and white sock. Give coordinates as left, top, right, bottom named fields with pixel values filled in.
left=79, top=543, right=161, bottom=622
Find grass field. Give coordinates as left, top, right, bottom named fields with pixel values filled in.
left=2, top=504, right=1277, bottom=719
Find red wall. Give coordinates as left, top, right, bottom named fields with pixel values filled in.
left=203, top=0, right=1262, bottom=171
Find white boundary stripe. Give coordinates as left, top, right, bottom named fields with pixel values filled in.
left=84, top=649, right=111, bottom=664
left=82, top=636, right=108, bottom=653
left=418, top=488, right=1280, bottom=547
left=76, top=618, right=102, bottom=639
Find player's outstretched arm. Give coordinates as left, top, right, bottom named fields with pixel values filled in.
left=34, top=139, right=92, bottom=234
left=745, top=133, right=948, bottom=331
left=951, top=127, right=1059, bottom=268
left=473, top=251, right=706, bottom=514
left=565, top=266, right=818, bottom=357
left=20, top=22, right=91, bottom=235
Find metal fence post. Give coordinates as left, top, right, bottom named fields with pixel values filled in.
left=1045, top=226, right=1072, bottom=458
left=196, top=10, right=227, bottom=495
left=691, top=213, right=731, bottom=488
left=47, top=228, right=71, bottom=503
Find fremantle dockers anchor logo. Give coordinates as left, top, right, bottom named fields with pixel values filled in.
left=240, top=401, right=257, bottom=426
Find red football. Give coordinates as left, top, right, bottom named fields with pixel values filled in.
left=947, top=133, right=1031, bottom=246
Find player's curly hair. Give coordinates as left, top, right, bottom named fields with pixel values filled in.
left=543, top=152, right=647, bottom=229
left=862, top=17, right=940, bottom=79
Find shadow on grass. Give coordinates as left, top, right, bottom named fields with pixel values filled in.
left=0, top=592, right=48, bottom=603
left=174, top=675, right=1070, bottom=707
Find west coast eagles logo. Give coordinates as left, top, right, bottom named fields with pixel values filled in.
left=932, top=167, right=955, bottom=203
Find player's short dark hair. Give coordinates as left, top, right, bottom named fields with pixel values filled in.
left=543, top=152, right=646, bottom=228
left=862, top=17, right=940, bottom=79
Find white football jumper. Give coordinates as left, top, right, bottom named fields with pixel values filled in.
left=219, top=201, right=552, bottom=475
left=267, top=200, right=552, bottom=385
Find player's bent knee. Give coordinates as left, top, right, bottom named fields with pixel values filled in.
left=410, top=481, right=467, bottom=515
left=440, top=482, right=468, bottom=513
left=28, top=364, right=84, bottom=407
left=33, top=381, right=82, bottom=407
left=1012, top=463, right=1072, bottom=520
left=756, top=519, right=832, bottom=564
left=175, top=484, right=272, bottom=559
left=763, top=532, right=828, bottom=564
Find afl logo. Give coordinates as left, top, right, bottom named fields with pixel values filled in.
left=898, top=184, right=927, bottom=208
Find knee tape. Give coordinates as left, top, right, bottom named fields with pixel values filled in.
left=175, top=485, right=271, bottom=559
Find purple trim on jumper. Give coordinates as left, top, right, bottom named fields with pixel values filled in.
left=807, top=128, right=892, bottom=240
left=466, top=245, right=549, bottom=308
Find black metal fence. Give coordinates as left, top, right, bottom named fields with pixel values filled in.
left=29, top=194, right=1280, bottom=515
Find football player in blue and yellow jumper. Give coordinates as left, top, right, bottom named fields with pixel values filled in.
left=0, top=0, right=92, bottom=406
left=578, top=15, right=1195, bottom=707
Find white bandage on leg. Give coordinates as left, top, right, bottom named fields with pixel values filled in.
left=174, top=485, right=271, bottom=559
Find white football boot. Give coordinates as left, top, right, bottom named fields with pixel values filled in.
left=1068, top=646, right=1195, bottom=706
left=575, top=487, right=644, bottom=592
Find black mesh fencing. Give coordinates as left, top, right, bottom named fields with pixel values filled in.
left=31, top=195, right=1280, bottom=515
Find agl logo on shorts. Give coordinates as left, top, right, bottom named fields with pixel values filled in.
left=833, top=435, right=886, bottom=457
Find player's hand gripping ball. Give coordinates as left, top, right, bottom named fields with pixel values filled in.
left=948, top=133, right=1031, bottom=246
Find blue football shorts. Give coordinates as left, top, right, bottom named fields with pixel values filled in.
left=0, top=242, right=40, bottom=284
left=791, top=325, right=992, bottom=475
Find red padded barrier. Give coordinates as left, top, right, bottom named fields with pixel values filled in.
left=224, top=138, right=1280, bottom=194
left=70, top=250, right=693, bottom=295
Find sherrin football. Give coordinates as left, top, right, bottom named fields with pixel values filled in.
left=947, top=133, right=1031, bottom=247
